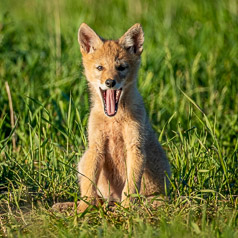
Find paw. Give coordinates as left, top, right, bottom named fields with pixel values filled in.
left=77, top=201, right=89, bottom=213
left=121, top=196, right=131, bottom=208
left=77, top=197, right=104, bottom=212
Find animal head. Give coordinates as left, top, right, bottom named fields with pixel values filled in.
left=78, top=23, right=144, bottom=117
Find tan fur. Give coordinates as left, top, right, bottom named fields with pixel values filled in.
left=53, top=23, right=171, bottom=212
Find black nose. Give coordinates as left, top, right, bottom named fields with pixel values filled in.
left=105, top=79, right=116, bottom=88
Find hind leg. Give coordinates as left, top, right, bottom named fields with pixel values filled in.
left=52, top=201, right=79, bottom=212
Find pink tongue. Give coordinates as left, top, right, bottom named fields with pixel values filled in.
left=106, top=90, right=115, bottom=116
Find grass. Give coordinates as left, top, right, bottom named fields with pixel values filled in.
left=0, top=0, right=238, bottom=237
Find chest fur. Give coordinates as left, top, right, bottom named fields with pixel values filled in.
left=104, top=121, right=126, bottom=159
left=102, top=120, right=127, bottom=179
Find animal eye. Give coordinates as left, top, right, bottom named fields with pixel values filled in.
left=117, top=65, right=127, bottom=71
left=96, top=65, right=103, bottom=71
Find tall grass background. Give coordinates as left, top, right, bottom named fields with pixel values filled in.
left=0, top=0, right=237, bottom=237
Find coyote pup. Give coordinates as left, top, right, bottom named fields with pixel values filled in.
left=53, top=23, right=170, bottom=212
left=75, top=23, right=170, bottom=212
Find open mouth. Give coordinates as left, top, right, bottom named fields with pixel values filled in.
left=99, top=88, right=122, bottom=117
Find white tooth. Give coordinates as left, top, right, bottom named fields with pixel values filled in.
left=116, top=91, right=119, bottom=100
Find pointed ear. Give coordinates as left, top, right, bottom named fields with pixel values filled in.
left=119, top=23, right=144, bottom=55
left=78, top=23, right=103, bottom=54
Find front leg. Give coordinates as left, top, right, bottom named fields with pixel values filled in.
left=78, top=143, right=105, bottom=212
left=121, top=122, right=145, bottom=206
left=52, top=145, right=104, bottom=213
